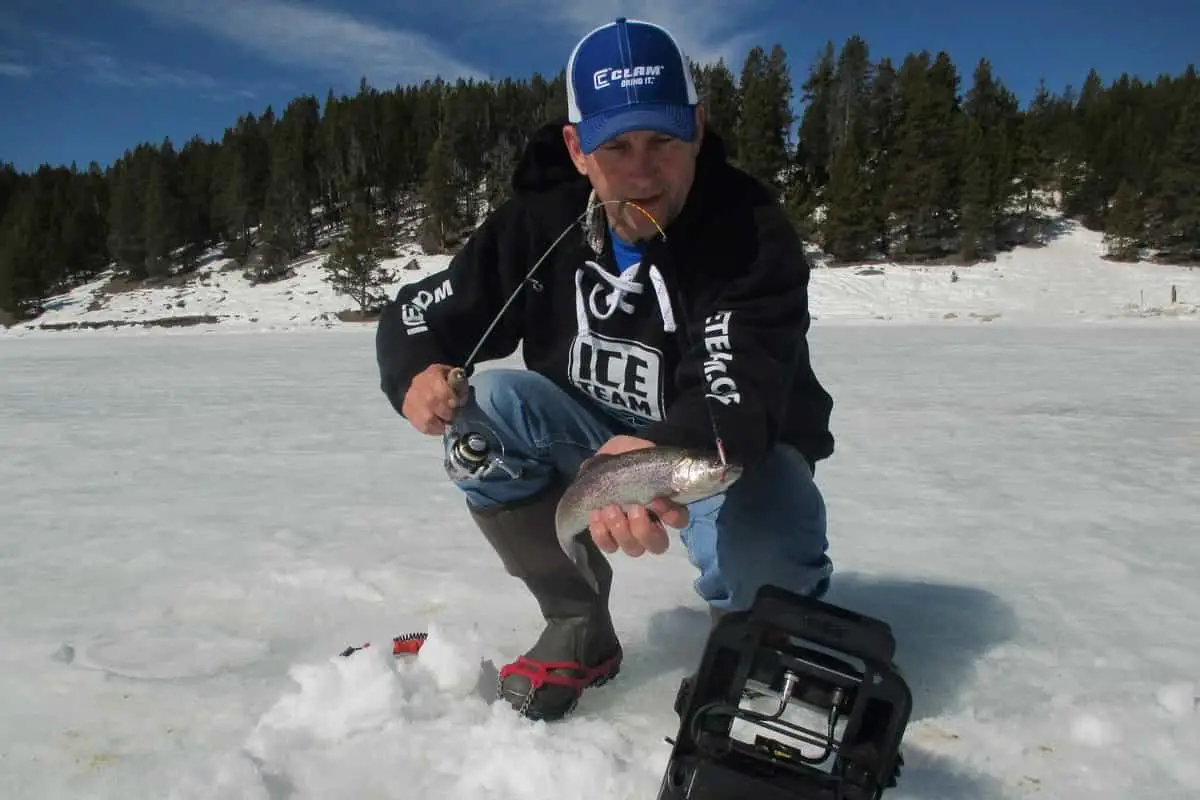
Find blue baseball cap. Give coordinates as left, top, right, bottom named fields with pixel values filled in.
left=566, top=18, right=699, bottom=154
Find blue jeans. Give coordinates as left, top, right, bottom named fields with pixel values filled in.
left=444, top=368, right=832, bottom=611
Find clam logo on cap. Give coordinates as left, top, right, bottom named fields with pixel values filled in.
left=592, top=64, right=665, bottom=90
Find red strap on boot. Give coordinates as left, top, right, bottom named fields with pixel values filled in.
left=499, top=650, right=621, bottom=691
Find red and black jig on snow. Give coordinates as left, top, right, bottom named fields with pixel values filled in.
left=339, top=631, right=428, bottom=659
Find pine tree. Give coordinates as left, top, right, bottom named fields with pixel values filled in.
left=1145, top=85, right=1200, bottom=262
left=256, top=97, right=321, bottom=282
left=959, top=59, right=1020, bottom=258
left=829, top=36, right=872, bottom=166
left=927, top=52, right=966, bottom=247
left=483, top=136, right=519, bottom=213
left=444, top=78, right=492, bottom=218
left=823, top=133, right=874, bottom=260
left=323, top=199, right=394, bottom=312
left=0, top=162, right=19, bottom=221
left=1103, top=180, right=1144, bottom=260
left=317, top=89, right=346, bottom=232
left=420, top=126, right=464, bottom=253
left=1013, top=81, right=1058, bottom=242
left=0, top=187, right=46, bottom=315
left=380, top=90, right=417, bottom=214
left=781, top=164, right=819, bottom=240
left=796, top=42, right=836, bottom=189
left=106, top=151, right=148, bottom=278
left=693, top=60, right=740, bottom=160
left=142, top=140, right=183, bottom=278
left=737, top=45, right=794, bottom=191
left=865, top=57, right=900, bottom=254
left=177, top=137, right=220, bottom=270
left=885, top=52, right=963, bottom=259
left=1062, top=68, right=1109, bottom=227
left=215, top=116, right=266, bottom=264
left=56, top=162, right=109, bottom=284
left=959, top=117, right=993, bottom=259
left=815, top=36, right=875, bottom=253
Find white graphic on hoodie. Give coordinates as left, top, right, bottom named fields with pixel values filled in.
left=567, top=258, right=677, bottom=428
left=701, top=310, right=741, bottom=405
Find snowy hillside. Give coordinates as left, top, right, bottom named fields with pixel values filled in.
left=2, top=215, right=1197, bottom=337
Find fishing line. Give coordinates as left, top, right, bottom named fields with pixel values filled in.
left=445, top=195, right=730, bottom=470
left=443, top=199, right=665, bottom=479
left=452, top=198, right=665, bottom=383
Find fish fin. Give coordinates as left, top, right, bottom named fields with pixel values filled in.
left=565, top=536, right=601, bottom=593
left=576, top=453, right=618, bottom=475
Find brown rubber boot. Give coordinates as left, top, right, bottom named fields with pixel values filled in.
left=469, top=482, right=622, bottom=721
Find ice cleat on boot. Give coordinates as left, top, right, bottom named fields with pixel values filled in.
left=469, top=482, right=622, bottom=721
left=498, top=616, right=623, bottom=720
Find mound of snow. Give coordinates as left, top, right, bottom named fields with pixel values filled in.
left=169, top=624, right=663, bottom=800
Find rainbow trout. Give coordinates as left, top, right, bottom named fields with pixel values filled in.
left=555, top=447, right=743, bottom=591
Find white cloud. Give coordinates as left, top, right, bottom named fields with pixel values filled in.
left=123, top=0, right=486, bottom=87
left=497, top=0, right=770, bottom=74
left=0, top=19, right=221, bottom=91
left=0, top=43, right=31, bottom=77
left=0, top=61, right=32, bottom=78
left=78, top=51, right=218, bottom=90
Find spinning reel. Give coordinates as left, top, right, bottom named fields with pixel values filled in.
left=441, top=367, right=521, bottom=483
left=445, top=430, right=492, bottom=475
left=658, top=585, right=912, bottom=800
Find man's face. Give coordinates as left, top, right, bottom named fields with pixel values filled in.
left=563, top=105, right=705, bottom=242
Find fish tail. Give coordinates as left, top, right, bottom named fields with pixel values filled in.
left=565, top=536, right=601, bottom=594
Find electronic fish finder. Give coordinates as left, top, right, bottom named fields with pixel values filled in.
left=658, top=585, right=912, bottom=799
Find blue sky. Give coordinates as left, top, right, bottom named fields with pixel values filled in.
left=1, top=0, right=1196, bottom=173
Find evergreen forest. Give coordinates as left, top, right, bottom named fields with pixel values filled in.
left=2, top=36, right=1197, bottom=319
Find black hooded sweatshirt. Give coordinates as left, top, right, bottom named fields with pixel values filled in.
left=375, top=120, right=834, bottom=469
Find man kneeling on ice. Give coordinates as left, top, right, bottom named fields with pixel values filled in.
left=375, top=17, right=835, bottom=721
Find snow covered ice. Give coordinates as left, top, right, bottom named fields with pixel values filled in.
left=3, top=223, right=1200, bottom=799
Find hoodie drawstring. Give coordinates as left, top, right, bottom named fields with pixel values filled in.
left=574, top=260, right=677, bottom=336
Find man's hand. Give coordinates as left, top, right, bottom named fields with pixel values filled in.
left=586, top=435, right=690, bottom=558
left=401, top=364, right=467, bottom=435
